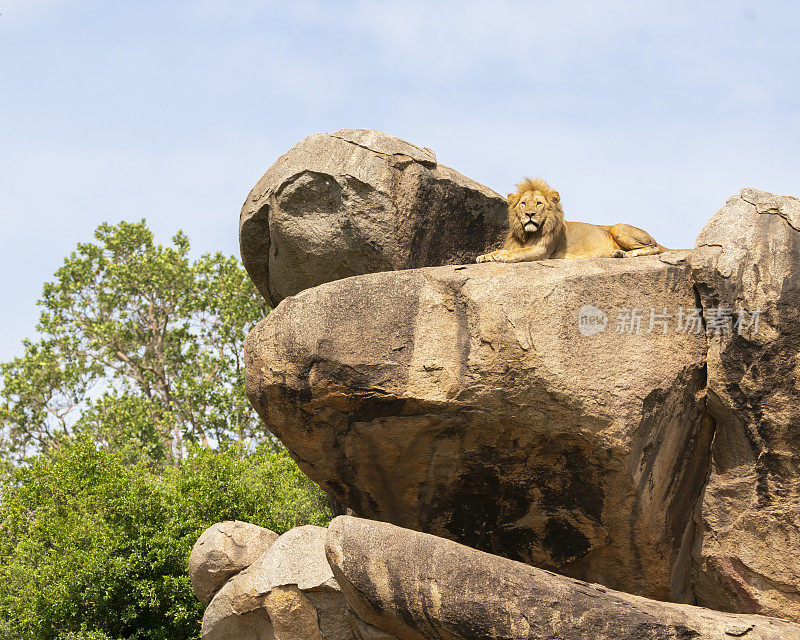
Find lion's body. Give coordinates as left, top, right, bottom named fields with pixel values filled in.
left=477, top=178, right=667, bottom=263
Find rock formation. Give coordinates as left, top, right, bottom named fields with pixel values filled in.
left=328, top=516, right=800, bottom=640
left=239, top=128, right=507, bottom=305
left=245, top=251, right=711, bottom=603
left=690, top=188, right=800, bottom=620
left=199, top=525, right=349, bottom=640
left=191, top=517, right=800, bottom=640
left=219, top=129, right=800, bottom=634
left=189, top=520, right=278, bottom=605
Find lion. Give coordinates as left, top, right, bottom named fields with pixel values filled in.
left=477, top=178, right=667, bottom=263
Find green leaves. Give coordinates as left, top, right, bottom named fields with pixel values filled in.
left=0, top=221, right=332, bottom=639
left=0, top=220, right=271, bottom=463
left=0, top=439, right=331, bottom=640
left=0, top=338, right=96, bottom=461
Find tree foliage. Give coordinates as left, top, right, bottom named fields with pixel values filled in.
left=0, top=438, right=332, bottom=640
left=0, top=221, right=270, bottom=463
left=0, top=221, right=334, bottom=639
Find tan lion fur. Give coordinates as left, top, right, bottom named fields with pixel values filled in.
left=477, top=178, right=667, bottom=263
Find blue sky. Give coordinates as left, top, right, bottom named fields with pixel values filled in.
left=1, top=1, right=799, bottom=361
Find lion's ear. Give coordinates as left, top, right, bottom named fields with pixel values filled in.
left=507, top=192, right=520, bottom=206
left=550, top=191, right=561, bottom=204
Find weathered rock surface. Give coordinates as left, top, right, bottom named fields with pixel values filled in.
left=246, top=251, right=712, bottom=602
left=349, top=614, right=400, bottom=640
left=690, top=188, right=800, bottom=620
left=202, top=525, right=349, bottom=640
left=189, top=521, right=278, bottom=605
left=326, top=515, right=800, bottom=640
left=239, top=128, right=508, bottom=305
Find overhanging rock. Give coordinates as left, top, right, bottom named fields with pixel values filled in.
left=245, top=251, right=710, bottom=602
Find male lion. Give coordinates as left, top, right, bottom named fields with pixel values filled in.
left=477, top=178, right=667, bottom=263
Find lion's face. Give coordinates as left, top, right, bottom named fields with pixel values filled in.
left=515, top=190, right=549, bottom=234
left=507, top=187, right=562, bottom=243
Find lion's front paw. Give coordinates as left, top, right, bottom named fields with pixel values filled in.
left=611, top=249, right=626, bottom=258
left=476, top=253, right=495, bottom=263
left=491, top=250, right=515, bottom=263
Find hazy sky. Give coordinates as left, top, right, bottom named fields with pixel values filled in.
left=1, top=1, right=799, bottom=361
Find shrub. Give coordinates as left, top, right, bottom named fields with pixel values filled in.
left=0, top=438, right=331, bottom=640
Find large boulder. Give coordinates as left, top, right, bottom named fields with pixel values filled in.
left=245, top=251, right=712, bottom=602
left=189, top=521, right=278, bottom=605
left=690, top=188, right=800, bottom=620
left=202, top=525, right=349, bottom=640
left=239, top=129, right=508, bottom=305
left=326, top=516, right=800, bottom=640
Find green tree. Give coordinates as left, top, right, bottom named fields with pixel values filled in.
left=0, top=221, right=270, bottom=464
left=0, top=438, right=331, bottom=640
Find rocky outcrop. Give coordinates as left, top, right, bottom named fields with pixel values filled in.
left=189, top=521, right=278, bottom=605
left=235, top=134, right=800, bottom=626
left=690, top=189, right=800, bottom=620
left=326, top=515, right=800, bottom=640
left=245, top=251, right=712, bottom=602
left=239, top=129, right=508, bottom=305
left=201, top=525, right=349, bottom=640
